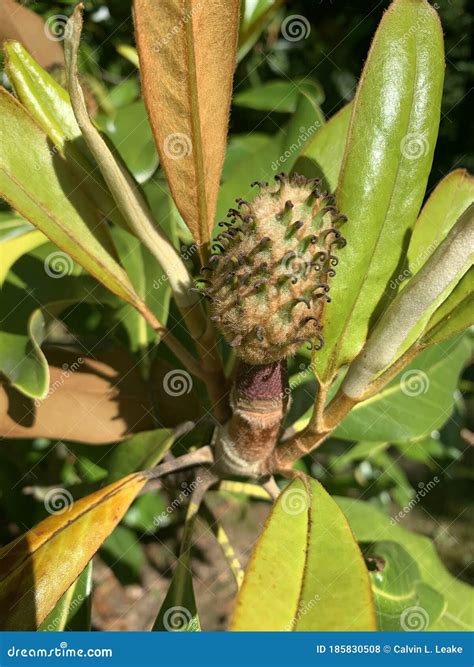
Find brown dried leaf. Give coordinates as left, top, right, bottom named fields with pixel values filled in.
left=0, top=349, right=155, bottom=444
left=0, top=0, right=64, bottom=68
left=134, top=0, right=240, bottom=253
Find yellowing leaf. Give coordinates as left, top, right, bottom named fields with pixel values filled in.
left=0, top=228, right=47, bottom=285
left=0, top=473, right=147, bottom=630
left=134, top=0, right=240, bottom=252
left=230, top=477, right=376, bottom=631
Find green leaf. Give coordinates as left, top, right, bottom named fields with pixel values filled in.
left=293, top=102, right=352, bottom=193
left=234, top=79, right=324, bottom=113
left=38, top=561, right=92, bottom=631
left=111, top=227, right=171, bottom=360
left=407, top=169, right=474, bottom=275
left=336, top=497, right=473, bottom=630
left=107, top=429, right=175, bottom=482
left=4, top=40, right=80, bottom=148
left=221, top=134, right=270, bottom=182
left=3, top=40, right=127, bottom=230
left=0, top=88, right=144, bottom=309
left=98, top=101, right=159, bottom=184
left=330, top=441, right=389, bottom=471
left=230, top=477, right=376, bottom=631
left=334, top=335, right=470, bottom=443
left=152, top=559, right=200, bottom=632
left=0, top=228, right=47, bottom=285
left=123, top=491, right=167, bottom=534
left=217, top=91, right=324, bottom=225
left=422, top=269, right=473, bottom=346
left=364, top=541, right=445, bottom=631
left=0, top=249, right=114, bottom=399
left=0, top=308, right=49, bottom=399
left=315, top=0, right=444, bottom=382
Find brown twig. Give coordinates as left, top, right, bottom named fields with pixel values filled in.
left=146, top=446, right=214, bottom=481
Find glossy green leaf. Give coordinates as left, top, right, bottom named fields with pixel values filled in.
left=4, top=40, right=127, bottom=230
left=98, top=101, right=159, bottom=184
left=407, top=169, right=474, bottom=274
left=421, top=269, right=473, bottom=345
left=38, top=561, right=92, bottom=631
left=0, top=228, right=47, bottom=285
left=4, top=40, right=80, bottom=148
left=293, top=102, right=352, bottom=193
left=315, top=0, right=444, bottom=382
left=217, top=91, right=324, bottom=225
left=230, top=477, right=376, bottom=631
left=234, top=79, right=324, bottom=113
left=0, top=308, right=49, bottom=399
left=337, top=497, right=473, bottom=630
left=334, top=335, right=470, bottom=443
left=365, top=541, right=445, bottom=631
left=0, top=247, right=115, bottom=399
left=0, top=88, right=143, bottom=309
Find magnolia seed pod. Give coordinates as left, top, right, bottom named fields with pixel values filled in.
left=202, top=173, right=346, bottom=364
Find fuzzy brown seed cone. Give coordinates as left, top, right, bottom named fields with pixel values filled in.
left=205, top=173, right=346, bottom=365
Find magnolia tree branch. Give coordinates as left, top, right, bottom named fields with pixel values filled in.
left=146, top=446, right=214, bottom=481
